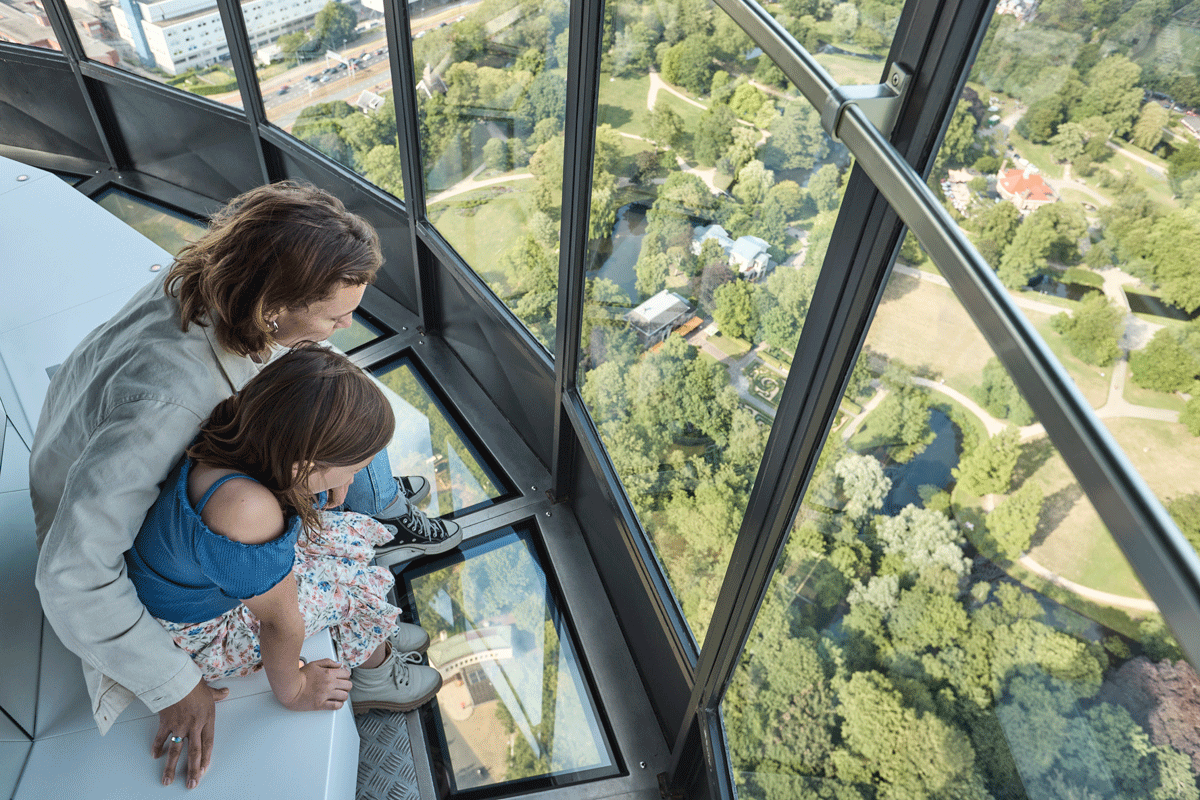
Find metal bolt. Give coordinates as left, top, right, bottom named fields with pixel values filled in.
left=16, top=174, right=28, bottom=181
left=640, top=762, right=646, bottom=769
left=891, top=73, right=900, bottom=86
left=401, top=326, right=408, bottom=331
left=531, top=486, right=537, bottom=492
left=545, top=511, right=551, bottom=517
left=150, top=264, right=162, bottom=272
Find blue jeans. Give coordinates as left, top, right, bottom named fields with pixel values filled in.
left=315, top=449, right=400, bottom=514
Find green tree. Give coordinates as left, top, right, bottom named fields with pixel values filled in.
left=876, top=505, right=970, bottom=580
left=729, top=83, right=769, bottom=121
left=1051, top=294, right=1122, bottom=366
left=939, top=100, right=978, bottom=168
left=733, top=159, right=775, bottom=208
left=807, top=164, right=842, bottom=213
left=830, top=2, right=859, bottom=42
left=713, top=280, right=759, bottom=341
left=873, top=384, right=930, bottom=451
left=1018, top=94, right=1066, bottom=143
left=953, top=427, right=1021, bottom=496
left=694, top=104, right=737, bottom=167
left=661, top=34, right=714, bottom=95
left=1168, top=143, right=1200, bottom=195
left=1075, top=55, right=1142, bottom=138
left=516, top=70, right=567, bottom=134
left=1130, top=329, right=1200, bottom=393
left=1147, top=210, right=1200, bottom=313
left=313, top=1, right=356, bottom=49
left=1131, top=102, right=1169, bottom=152
left=971, top=200, right=1021, bottom=269
left=649, top=105, right=684, bottom=150
left=987, top=481, right=1043, bottom=557
left=359, top=145, right=404, bottom=198
left=762, top=101, right=829, bottom=172
left=1048, top=121, right=1090, bottom=162
left=975, top=357, right=1034, bottom=424
left=529, top=135, right=565, bottom=217
left=834, top=453, right=891, bottom=522
left=634, top=251, right=670, bottom=300
left=1181, top=397, right=1200, bottom=436
left=482, top=137, right=509, bottom=171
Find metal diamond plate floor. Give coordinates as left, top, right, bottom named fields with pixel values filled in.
left=356, top=710, right=420, bottom=800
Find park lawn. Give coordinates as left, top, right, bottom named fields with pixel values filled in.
left=598, top=74, right=653, bottom=138
left=697, top=348, right=721, bottom=366
left=1008, top=132, right=1063, bottom=180
left=1100, top=149, right=1176, bottom=208
left=865, top=272, right=995, bottom=390
left=1121, top=380, right=1186, bottom=412
left=1058, top=187, right=1098, bottom=207
left=427, top=187, right=534, bottom=292
left=1106, top=417, right=1200, bottom=509
left=1022, top=443, right=1149, bottom=600
left=1026, top=312, right=1110, bottom=409
left=707, top=333, right=752, bottom=358
left=812, top=52, right=887, bottom=86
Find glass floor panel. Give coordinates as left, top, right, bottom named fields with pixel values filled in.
left=328, top=310, right=387, bottom=354
left=399, top=525, right=617, bottom=795
left=93, top=187, right=206, bottom=256
left=371, top=357, right=509, bottom=518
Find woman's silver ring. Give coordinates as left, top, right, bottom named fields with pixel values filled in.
left=169, top=735, right=183, bottom=744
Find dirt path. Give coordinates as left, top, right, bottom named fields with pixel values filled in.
left=1019, top=555, right=1158, bottom=611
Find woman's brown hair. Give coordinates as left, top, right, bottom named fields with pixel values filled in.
left=188, top=343, right=396, bottom=533
left=166, top=181, right=382, bottom=357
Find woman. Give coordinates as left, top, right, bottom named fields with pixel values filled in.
left=30, top=182, right=458, bottom=791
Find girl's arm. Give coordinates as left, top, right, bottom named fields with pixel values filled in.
left=241, top=576, right=351, bottom=711
left=201, top=477, right=352, bottom=711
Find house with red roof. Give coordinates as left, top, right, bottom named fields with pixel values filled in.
left=996, top=166, right=1057, bottom=214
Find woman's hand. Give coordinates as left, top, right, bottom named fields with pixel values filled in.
left=283, top=659, right=353, bottom=711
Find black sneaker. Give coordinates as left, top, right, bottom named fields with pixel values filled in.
left=374, top=504, right=462, bottom=561
left=396, top=475, right=430, bottom=505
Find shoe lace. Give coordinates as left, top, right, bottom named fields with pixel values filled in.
left=389, top=650, right=423, bottom=688
left=399, top=508, right=442, bottom=543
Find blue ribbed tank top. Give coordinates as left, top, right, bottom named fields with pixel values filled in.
left=127, top=457, right=299, bottom=624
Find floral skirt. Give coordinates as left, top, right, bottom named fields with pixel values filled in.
left=158, top=510, right=399, bottom=679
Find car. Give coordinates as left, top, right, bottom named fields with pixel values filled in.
left=276, top=84, right=289, bottom=95
left=336, top=62, right=347, bottom=71
left=321, top=67, right=335, bottom=75
left=319, top=74, right=332, bottom=83
left=375, top=48, right=384, bottom=55
left=305, top=74, right=318, bottom=83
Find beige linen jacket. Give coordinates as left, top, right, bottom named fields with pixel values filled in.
left=30, top=273, right=264, bottom=733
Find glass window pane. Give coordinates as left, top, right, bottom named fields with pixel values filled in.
left=413, top=0, right=570, bottom=351
left=265, top=6, right=399, bottom=198
left=578, top=0, right=901, bottom=648
left=400, top=525, right=617, bottom=793
left=94, top=187, right=206, bottom=256
left=723, top=261, right=1200, bottom=799
left=327, top=309, right=386, bottom=353
left=371, top=356, right=509, bottom=517
left=0, top=0, right=60, bottom=50
left=91, top=0, right=248, bottom=108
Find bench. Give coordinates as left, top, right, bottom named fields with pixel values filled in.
left=0, top=156, right=358, bottom=799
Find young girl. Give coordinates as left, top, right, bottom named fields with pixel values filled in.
left=126, top=343, right=442, bottom=714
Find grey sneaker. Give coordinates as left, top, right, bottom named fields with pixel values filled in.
left=392, top=621, right=430, bottom=655
left=351, top=649, right=442, bottom=714
left=396, top=476, right=430, bottom=505
left=374, top=505, right=463, bottom=561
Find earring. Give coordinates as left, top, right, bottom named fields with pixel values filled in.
left=267, top=319, right=279, bottom=333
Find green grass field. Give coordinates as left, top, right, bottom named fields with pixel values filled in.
left=427, top=186, right=535, bottom=293
left=1122, top=380, right=1186, bottom=412
left=598, top=75, right=653, bottom=138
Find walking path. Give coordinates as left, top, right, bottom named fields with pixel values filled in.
left=1019, top=555, right=1158, bottom=611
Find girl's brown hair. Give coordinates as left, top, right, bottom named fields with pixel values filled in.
left=166, top=181, right=382, bottom=357
left=188, top=343, right=396, bottom=533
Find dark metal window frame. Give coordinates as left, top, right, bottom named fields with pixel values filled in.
left=5, top=0, right=1200, bottom=795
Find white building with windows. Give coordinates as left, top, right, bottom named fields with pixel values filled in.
left=112, top=0, right=327, bottom=74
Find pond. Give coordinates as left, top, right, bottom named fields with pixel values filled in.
left=587, top=203, right=648, bottom=301
left=879, top=409, right=961, bottom=515
left=1124, top=290, right=1200, bottom=321
left=1027, top=275, right=1103, bottom=302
